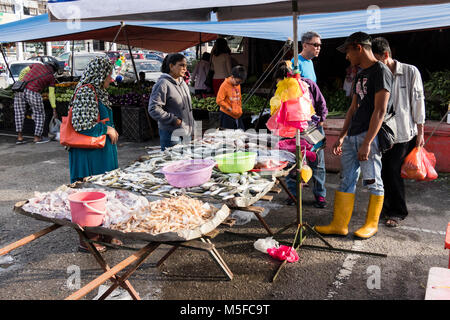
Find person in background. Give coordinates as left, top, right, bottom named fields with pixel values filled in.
left=191, top=52, right=211, bottom=97
left=68, top=56, right=121, bottom=252
left=183, top=69, right=191, bottom=85
left=371, top=37, right=426, bottom=228
left=291, top=31, right=322, bottom=82
left=274, top=62, right=328, bottom=208
left=137, top=71, right=152, bottom=88
left=216, top=65, right=247, bottom=130
left=14, top=61, right=58, bottom=144
left=343, top=65, right=359, bottom=97
left=148, top=53, right=194, bottom=151
left=211, top=38, right=232, bottom=95
left=315, top=32, right=393, bottom=239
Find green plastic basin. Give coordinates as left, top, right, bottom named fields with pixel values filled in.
left=214, top=152, right=257, bottom=173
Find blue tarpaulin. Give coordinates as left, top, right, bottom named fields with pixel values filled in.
left=0, top=3, right=449, bottom=46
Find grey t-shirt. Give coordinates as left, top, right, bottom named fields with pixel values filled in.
left=348, top=61, right=393, bottom=136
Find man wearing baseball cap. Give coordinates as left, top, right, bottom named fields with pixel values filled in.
left=314, top=32, right=393, bottom=239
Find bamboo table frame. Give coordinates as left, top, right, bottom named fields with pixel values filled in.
left=1, top=208, right=233, bottom=300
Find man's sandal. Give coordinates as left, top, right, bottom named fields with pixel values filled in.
left=385, top=218, right=400, bottom=228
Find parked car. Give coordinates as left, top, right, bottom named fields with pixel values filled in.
left=124, top=52, right=145, bottom=60
left=28, top=55, right=65, bottom=75
left=5, top=60, right=44, bottom=86
left=122, top=59, right=162, bottom=83
left=61, top=52, right=107, bottom=77
left=144, top=52, right=164, bottom=62
left=105, top=51, right=121, bottom=63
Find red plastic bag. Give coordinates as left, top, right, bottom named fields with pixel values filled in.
left=267, top=245, right=299, bottom=263
left=276, top=99, right=310, bottom=131
left=266, top=109, right=297, bottom=138
left=401, top=147, right=438, bottom=181
left=422, top=148, right=438, bottom=181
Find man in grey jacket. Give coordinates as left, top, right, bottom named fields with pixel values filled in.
left=148, top=53, right=194, bottom=150
left=372, top=37, right=426, bottom=227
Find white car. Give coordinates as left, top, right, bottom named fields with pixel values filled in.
left=122, top=59, right=162, bottom=83
left=60, top=52, right=107, bottom=77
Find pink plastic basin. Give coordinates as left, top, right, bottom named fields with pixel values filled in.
left=68, top=191, right=107, bottom=227
left=162, top=159, right=216, bottom=188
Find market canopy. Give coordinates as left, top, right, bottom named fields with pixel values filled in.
left=137, top=3, right=450, bottom=41
left=0, top=14, right=218, bottom=53
left=47, top=0, right=450, bottom=22
left=1, top=3, right=449, bottom=50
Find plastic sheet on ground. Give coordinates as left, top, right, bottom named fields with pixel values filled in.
left=93, top=284, right=133, bottom=300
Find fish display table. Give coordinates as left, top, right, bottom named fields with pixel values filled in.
left=0, top=199, right=233, bottom=300
left=84, top=129, right=296, bottom=235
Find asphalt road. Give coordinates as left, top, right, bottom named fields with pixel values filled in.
left=0, top=132, right=449, bottom=303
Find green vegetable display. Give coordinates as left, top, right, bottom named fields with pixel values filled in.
left=241, top=93, right=269, bottom=114
left=191, top=96, right=219, bottom=112
left=191, top=94, right=269, bottom=115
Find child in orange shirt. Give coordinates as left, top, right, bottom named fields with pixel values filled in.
left=216, top=65, right=247, bottom=129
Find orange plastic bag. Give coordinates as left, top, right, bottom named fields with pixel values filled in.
left=422, top=148, right=438, bottom=181
left=401, top=147, right=438, bottom=181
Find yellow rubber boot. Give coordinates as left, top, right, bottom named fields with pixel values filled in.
left=314, top=191, right=355, bottom=236
left=354, top=194, right=384, bottom=239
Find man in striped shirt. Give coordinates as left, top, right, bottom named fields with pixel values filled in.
left=14, top=61, right=57, bottom=144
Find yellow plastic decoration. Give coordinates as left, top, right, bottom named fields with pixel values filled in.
left=270, top=78, right=302, bottom=115
left=300, top=165, right=313, bottom=183
left=270, top=96, right=282, bottom=115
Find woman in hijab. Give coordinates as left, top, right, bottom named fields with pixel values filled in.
left=69, top=56, right=119, bottom=183
left=68, top=56, right=121, bottom=252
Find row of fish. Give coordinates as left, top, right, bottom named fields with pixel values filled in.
left=86, top=130, right=285, bottom=202
left=86, top=163, right=275, bottom=202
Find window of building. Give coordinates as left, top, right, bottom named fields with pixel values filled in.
left=0, top=4, right=15, bottom=14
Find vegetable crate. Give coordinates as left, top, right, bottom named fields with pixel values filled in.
left=121, top=105, right=154, bottom=142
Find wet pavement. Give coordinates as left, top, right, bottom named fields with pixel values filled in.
left=0, top=132, right=449, bottom=301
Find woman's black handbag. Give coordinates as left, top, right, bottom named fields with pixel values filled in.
left=11, top=80, right=28, bottom=92
left=377, top=113, right=396, bottom=153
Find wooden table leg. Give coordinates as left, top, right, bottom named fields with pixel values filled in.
left=98, top=243, right=160, bottom=300
left=68, top=232, right=159, bottom=300
left=156, top=245, right=180, bottom=268
left=230, top=205, right=274, bottom=236
left=200, top=237, right=233, bottom=280
left=276, top=177, right=297, bottom=204
left=0, top=224, right=61, bottom=256
left=252, top=211, right=274, bottom=236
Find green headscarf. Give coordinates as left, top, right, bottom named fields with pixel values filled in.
left=71, top=56, right=113, bottom=131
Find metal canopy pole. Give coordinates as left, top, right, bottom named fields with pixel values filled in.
left=123, top=24, right=139, bottom=82
left=71, top=40, right=74, bottom=79
left=271, top=0, right=386, bottom=283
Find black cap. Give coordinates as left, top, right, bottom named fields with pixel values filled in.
left=337, top=32, right=372, bottom=53
left=45, top=61, right=59, bottom=73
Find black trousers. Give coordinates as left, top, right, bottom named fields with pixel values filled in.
left=219, top=111, right=245, bottom=130
left=381, top=136, right=417, bottom=220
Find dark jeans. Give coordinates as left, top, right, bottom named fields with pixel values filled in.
left=219, top=111, right=245, bottom=130
left=381, top=136, right=417, bottom=220
left=286, top=125, right=326, bottom=199
left=159, top=129, right=182, bottom=151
